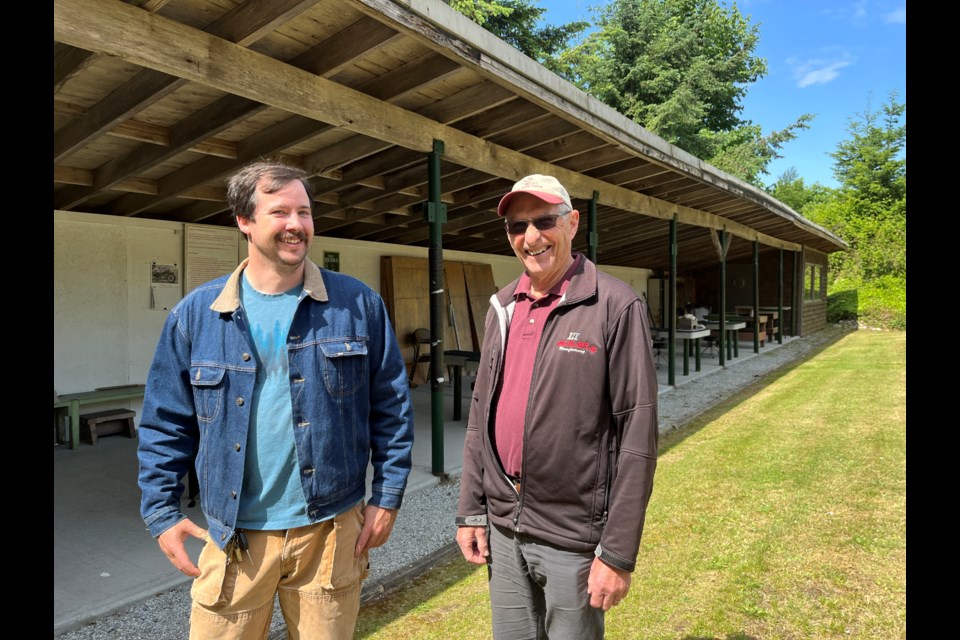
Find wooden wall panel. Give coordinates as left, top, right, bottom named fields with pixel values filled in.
left=381, top=256, right=496, bottom=372
left=463, top=262, right=497, bottom=348
left=381, top=255, right=430, bottom=371
left=443, top=261, right=475, bottom=352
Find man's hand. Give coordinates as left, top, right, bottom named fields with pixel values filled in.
left=157, top=518, right=207, bottom=577
left=587, top=557, right=632, bottom=611
left=456, top=526, right=489, bottom=565
left=354, top=505, right=398, bottom=557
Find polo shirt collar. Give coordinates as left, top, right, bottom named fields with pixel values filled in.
left=513, top=253, right=583, bottom=301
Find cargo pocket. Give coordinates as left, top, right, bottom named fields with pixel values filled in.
left=318, top=502, right=368, bottom=591
left=191, top=537, right=238, bottom=608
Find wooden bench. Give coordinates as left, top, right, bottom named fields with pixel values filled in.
left=55, top=384, right=146, bottom=450
left=80, top=409, right=137, bottom=445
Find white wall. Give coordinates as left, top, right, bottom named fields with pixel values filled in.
left=55, top=211, right=196, bottom=425
left=55, top=211, right=652, bottom=400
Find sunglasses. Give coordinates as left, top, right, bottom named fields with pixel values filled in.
left=504, top=211, right=570, bottom=235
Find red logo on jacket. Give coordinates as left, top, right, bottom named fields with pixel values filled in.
left=556, top=331, right=598, bottom=355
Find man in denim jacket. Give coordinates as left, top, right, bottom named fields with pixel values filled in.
left=137, top=161, right=414, bottom=639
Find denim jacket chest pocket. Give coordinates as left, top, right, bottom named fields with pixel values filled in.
left=317, top=339, right=368, bottom=396
left=190, top=365, right=226, bottom=423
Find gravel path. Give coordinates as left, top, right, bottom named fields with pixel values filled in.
left=57, top=325, right=853, bottom=640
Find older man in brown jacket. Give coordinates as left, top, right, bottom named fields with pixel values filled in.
left=456, top=175, right=660, bottom=639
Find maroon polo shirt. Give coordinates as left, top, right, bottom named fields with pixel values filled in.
left=492, top=255, right=582, bottom=478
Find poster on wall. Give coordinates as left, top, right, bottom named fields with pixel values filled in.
left=184, top=224, right=241, bottom=294
left=150, top=262, right=182, bottom=310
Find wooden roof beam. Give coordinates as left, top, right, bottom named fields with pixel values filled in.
left=53, top=0, right=322, bottom=163
left=54, top=12, right=402, bottom=211
left=54, top=0, right=803, bottom=250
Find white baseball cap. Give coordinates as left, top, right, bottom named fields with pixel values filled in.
left=496, top=174, right=572, bottom=217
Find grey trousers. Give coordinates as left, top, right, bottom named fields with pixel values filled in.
left=488, top=523, right=604, bottom=640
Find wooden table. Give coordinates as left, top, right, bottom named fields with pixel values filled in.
left=736, top=306, right=780, bottom=338
left=759, top=306, right=790, bottom=341
left=54, top=385, right=146, bottom=450
left=731, top=309, right=769, bottom=348
left=444, top=350, right=480, bottom=420
left=655, top=327, right=711, bottom=376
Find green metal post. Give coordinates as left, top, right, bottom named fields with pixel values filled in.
left=426, top=140, right=447, bottom=476
left=719, top=230, right=726, bottom=366
left=668, top=217, right=677, bottom=385
left=777, top=248, right=784, bottom=344
left=752, top=240, right=760, bottom=353
left=792, top=250, right=799, bottom=336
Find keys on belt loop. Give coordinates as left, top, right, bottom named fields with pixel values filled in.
left=228, top=530, right=251, bottom=565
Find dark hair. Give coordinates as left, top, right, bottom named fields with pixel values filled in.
left=226, top=161, right=314, bottom=225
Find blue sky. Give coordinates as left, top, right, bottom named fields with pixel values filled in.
left=534, top=0, right=907, bottom=189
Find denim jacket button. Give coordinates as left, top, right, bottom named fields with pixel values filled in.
left=304, top=468, right=315, bottom=475
left=236, top=397, right=244, bottom=406
left=231, top=490, right=237, bottom=499
left=241, top=353, right=251, bottom=361
left=234, top=443, right=241, bottom=451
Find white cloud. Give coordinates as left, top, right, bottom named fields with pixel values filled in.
left=793, top=58, right=855, bottom=88
left=852, top=0, right=868, bottom=21
left=884, top=7, right=906, bottom=24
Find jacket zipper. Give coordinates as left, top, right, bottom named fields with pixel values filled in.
left=485, top=300, right=519, bottom=510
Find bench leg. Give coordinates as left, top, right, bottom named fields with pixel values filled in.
left=124, top=417, right=136, bottom=438
left=71, top=401, right=80, bottom=450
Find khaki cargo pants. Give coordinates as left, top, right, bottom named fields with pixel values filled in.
left=189, top=503, right=369, bottom=640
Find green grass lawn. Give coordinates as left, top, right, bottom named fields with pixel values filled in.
left=355, top=330, right=906, bottom=639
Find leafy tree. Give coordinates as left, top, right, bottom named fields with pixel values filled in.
left=446, top=0, right=512, bottom=24
left=767, top=167, right=834, bottom=214
left=830, top=92, right=906, bottom=220
left=445, top=0, right=588, bottom=73
left=556, top=0, right=811, bottom=185
left=704, top=117, right=813, bottom=185
left=806, top=92, right=906, bottom=281
left=802, top=92, right=906, bottom=328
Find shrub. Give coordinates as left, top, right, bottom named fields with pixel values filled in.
left=827, top=275, right=905, bottom=330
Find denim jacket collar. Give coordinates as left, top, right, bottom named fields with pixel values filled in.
left=209, top=257, right=329, bottom=313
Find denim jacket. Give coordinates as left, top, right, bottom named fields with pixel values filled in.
left=137, top=258, right=414, bottom=550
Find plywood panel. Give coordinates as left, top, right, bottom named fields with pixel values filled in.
left=380, top=255, right=430, bottom=371
left=443, top=261, right=474, bottom=352
left=381, top=256, right=489, bottom=371
left=462, top=262, right=497, bottom=348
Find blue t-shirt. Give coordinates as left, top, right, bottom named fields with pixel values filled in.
left=236, top=273, right=312, bottom=529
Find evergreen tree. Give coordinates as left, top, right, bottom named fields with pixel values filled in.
left=801, top=92, right=906, bottom=328
left=806, top=92, right=906, bottom=282
left=557, top=0, right=812, bottom=184
left=446, top=0, right=588, bottom=73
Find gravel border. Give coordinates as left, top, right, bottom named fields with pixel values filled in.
left=57, top=324, right=854, bottom=640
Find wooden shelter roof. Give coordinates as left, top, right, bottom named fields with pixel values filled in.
left=54, top=0, right=847, bottom=271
